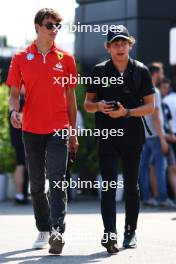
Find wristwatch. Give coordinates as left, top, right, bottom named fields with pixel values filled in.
left=124, top=109, right=131, bottom=118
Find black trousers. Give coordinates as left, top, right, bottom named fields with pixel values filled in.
left=98, top=138, right=142, bottom=233
left=22, top=131, right=68, bottom=233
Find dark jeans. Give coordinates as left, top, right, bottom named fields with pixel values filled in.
left=98, top=138, right=142, bottom=233
left=22, top=131, right=68, bottom=233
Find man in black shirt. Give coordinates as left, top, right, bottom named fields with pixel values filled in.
left=84, top=25, right=155, bottom=253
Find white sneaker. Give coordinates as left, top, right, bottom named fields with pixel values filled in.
left=159, top=198, right=176, bottom=209
left=32, top=232, right=50, bottom=249
left=143, top=198, right=159, bottom=207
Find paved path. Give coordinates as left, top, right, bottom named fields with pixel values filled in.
left=0, top=200, right=176, bottom=264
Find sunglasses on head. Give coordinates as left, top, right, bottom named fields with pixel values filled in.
left=42, top=22, right=62, bottom=30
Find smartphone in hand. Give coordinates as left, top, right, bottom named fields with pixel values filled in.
left=106, top=101, right=119, bottom=111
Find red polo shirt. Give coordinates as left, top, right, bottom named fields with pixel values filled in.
left=7, top=42, right=77, bottom=134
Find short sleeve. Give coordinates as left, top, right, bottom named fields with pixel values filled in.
left=154, top=89, right=161, bottom=109
left=66, top=55, right=77, bottom=89
left=86, top=66, right=100, bottom=93
left=6, top=54, right=22, bottom=90
left=140, top=66, right=155, bottom=97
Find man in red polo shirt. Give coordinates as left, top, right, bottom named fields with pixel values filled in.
left=7, top=8, right=78, bottom=255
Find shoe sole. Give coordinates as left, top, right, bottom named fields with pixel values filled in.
left=49, top=235, right=65, bottom=255
left=32, top=243, right=48, bottom=250
left=123, top=244, right=137, bottom=249
left=101, top=242, right=119, bottom=254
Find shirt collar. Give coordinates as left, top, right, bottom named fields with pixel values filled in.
left=110, top=57, right=134, bottom=76
left=28, top=41, right=58, bottom=54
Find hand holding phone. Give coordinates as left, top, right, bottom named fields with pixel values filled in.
left=106, top=101, right=119, bottom=111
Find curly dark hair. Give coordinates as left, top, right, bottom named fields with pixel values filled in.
left=34, top=8, right=63, bottom=25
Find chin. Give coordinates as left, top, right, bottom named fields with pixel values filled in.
left=115, top=55, right=125, bottom=61
left=49, top=34, right=56, bottom=40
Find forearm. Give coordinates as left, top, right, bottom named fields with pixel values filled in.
left=152, top=116, right=165, bottom=140
left=68, top=106, right=77, bottom=129
left=9, top=95, right=20, bottom=112
left=129, top=103, right=154, bottom=117
left=67, top=91, right=77, bottom=129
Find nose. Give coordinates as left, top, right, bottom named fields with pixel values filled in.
left=118, top=45, right=124, bottom=52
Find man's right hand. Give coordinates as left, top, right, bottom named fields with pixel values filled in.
left=97, top=100, right=113, bottom=114
left=160, top=138, right=169, bottom=154
left=10, top=111, right=22, bottom=129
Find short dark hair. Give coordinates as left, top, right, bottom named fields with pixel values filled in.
left=34, top=8, right=63, bottom=26
left=148, top=63, right=161, bottom=76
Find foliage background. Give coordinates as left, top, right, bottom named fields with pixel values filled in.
left=0, top=85, right=15, bottom=173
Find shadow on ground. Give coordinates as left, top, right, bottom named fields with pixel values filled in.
left=0, top=248, right=120, bottom=264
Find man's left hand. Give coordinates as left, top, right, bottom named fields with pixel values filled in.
left=108, top=102, right=127, bottom=118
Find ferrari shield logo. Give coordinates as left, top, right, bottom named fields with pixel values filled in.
left=58, top=52, right=64, bottom=60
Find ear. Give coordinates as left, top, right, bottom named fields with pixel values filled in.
left=104, top=42, right=110, bottom=53
left=35, top=24, right=40, bottom=34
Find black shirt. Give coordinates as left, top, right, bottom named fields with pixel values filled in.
left=87, top=58, right=155, bottom=146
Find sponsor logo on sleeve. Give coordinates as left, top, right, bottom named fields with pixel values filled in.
left=26, top=53, right=35, bottom=61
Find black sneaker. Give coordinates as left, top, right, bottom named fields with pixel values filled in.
left=15, top=198, right=30, bottom=205
left=49, top=227, right=65, bottom=255
left=101, top=232, right=119, bottom=254
left=123, top=231, right=137, bottom=248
